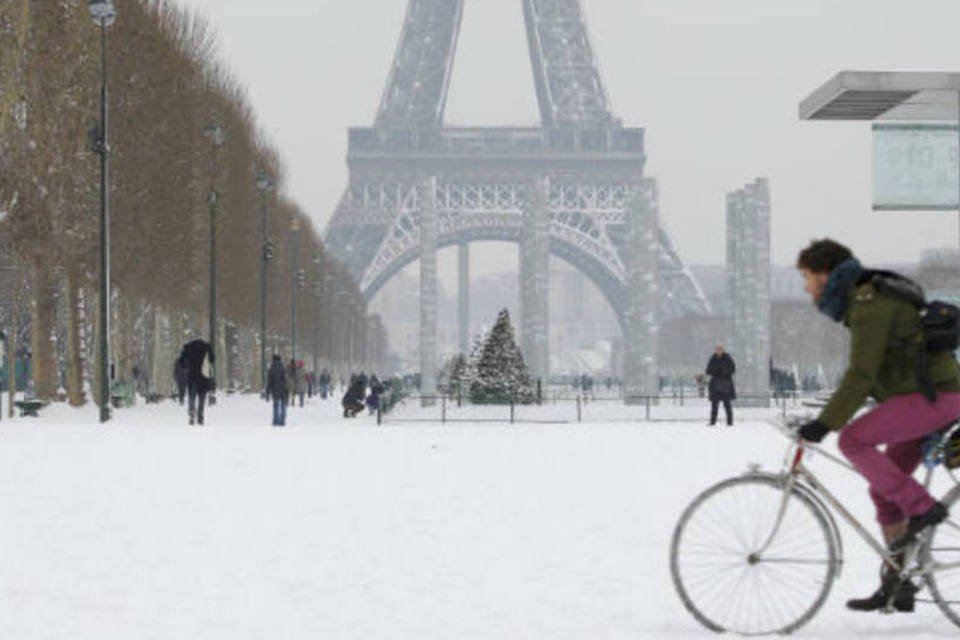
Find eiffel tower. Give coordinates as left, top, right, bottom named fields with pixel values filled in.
left=325, top=0, right=710, bottom=403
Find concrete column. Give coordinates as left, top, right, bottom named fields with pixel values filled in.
left=624, top=179, right=660, bottom=404
left=420, top=176, right=438, bottom=406
left=726, top=178, right=771, bottom=407
left=458, top=242, right=469, bottom=354
left=521, top=176, right=550, bottom=382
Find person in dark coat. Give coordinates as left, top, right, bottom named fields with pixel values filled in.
left=342, top=377, right=366, bottom=418
left=706, top=344, right=736, bottom=426
left=180, top=339, right=214, bottom=425
left=174, top=354, right=189, bottom=405
left=266, top=354, right=288, bottom=426
left=366, top=375, right=384, bottom=415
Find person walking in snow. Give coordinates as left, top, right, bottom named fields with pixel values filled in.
left=295, top=360, right=307, bottom=407
left=366, top=375, right=384, bottom=415
left=266, top=354, right=288, bottom=426
left=180, top=339, right=214, bottom=426
left=173, top=354, right=189, bottom=405
left=706, top=344, right=736, bottom=426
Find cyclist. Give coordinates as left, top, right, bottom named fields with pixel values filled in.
left=795, top=238, right=960, bottom=612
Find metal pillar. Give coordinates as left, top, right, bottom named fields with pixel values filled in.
left=624, top=179, right=660, bottom=405
left=420, top=176, right=438, bottom=406
left=96, top=19, right=111, bottom=423
left=290, top=220, right=300, bottom=362
left=258, top=188, right=268, bottom=395
left=458, top=242, right=469, bottom=354
left=521, top=176, right=550, bottom=382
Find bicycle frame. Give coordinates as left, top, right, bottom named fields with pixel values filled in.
left=755, top=424, right=960, bottom=579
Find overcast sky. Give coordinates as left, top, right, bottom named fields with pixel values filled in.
left=173, top=0, right=960, bottom=269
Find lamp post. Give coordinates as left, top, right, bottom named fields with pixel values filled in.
left=256, top=170, right=274, bottom=396
left=89, top=0, right=116, bottom=423
left=311, top=252, right=322, bottom=376
left=205, top=123, right=224, bottom=405
left=290, top=215, right=301, bottom=362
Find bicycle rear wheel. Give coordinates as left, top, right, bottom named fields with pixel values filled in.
left=670, top=474, right=838, bottom=635
left=921, top=485, right=960, bottom=629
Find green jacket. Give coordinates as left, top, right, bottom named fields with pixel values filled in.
left=819, top=281, right=960, bottom=430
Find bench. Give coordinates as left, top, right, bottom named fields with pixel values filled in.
left=14, top=400, right=47, bottom=417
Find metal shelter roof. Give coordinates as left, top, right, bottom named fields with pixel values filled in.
left=799, top=71, right=960, bottom=121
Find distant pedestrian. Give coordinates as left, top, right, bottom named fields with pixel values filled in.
left=174, top=354, right=188, bottom=405
left=180, top=339, right=214, bottom=426
left=286, top=359, right=297, bottom=406
left=706, top=344, right=736, bottom=426
left=266, top=354, right=288, bottom=426
left=295, top=360, right=307, bottom=407
left=320, top=369, right=331, bottom=399
left=367, top=375, right=384, bottom=415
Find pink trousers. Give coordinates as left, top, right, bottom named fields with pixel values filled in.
left=837, top=392, right=960, bottom=525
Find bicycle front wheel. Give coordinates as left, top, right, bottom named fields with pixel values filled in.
left=670, top=474, right=838, bottom=635
left=921, top=485, right=960, bottom=629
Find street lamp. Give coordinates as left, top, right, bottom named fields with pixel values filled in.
left=290, top=215, right=301, bottom=362
left=205, top=122, right=225, bottom=404
left=89, top=0, right=116, bottom=423
left=256, top=170, right=274, bottom=396
left=311, top=252, right=322, bottom=376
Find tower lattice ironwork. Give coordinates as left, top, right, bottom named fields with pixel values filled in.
left=325, top=0, right=710, bottom=401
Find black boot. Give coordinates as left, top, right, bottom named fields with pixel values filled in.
left=846, top=561, right=918, bottom=613
left=846, top=578, right=918, bottom=613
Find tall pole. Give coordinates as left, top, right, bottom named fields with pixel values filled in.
left=290, top=218, right=300, bottom=362
left=97, top=18, right=111, bottom=423
left=258, top=183, right=269, bottom=396
left=312, top=254, right=321, bottom=376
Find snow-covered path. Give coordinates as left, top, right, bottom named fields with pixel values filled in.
left=0, top=395, right=956, bottom=638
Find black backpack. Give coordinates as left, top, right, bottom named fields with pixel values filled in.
left=865, top=270, right=960, bottom=401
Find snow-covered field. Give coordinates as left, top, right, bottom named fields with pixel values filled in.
left=1, top=395, right=957, bottom=639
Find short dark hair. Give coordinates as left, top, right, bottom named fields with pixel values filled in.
left=796, top=239, right=853, bottom=273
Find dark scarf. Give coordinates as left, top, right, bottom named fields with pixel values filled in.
left=816, top=257, right=862, bottom=322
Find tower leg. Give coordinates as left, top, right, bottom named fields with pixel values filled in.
left=521, top=176, right=550, bottom=383
left=624, top=179, right=660, bottom=405
left=458, top=242, right=469, bottom=354
left=420, top=176, right=439, bottom=407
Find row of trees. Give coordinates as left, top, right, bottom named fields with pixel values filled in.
left=0, top=1, right=372, bottom=405
left=440, top=309, right=536, bottom=405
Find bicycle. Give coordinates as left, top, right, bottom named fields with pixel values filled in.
left=669, top=417, right=960, bottom=635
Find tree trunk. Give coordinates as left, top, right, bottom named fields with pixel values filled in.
left=64, top=268, right=85, bottom=406
left=30, top=262, right=57, bottom=400
left=7, top=310, right=15, bottom=417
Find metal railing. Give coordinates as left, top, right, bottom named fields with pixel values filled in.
left=376, top=391, right=806, bottom=425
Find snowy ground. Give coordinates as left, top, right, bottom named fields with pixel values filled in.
left=1, top=394, right=957, bottom=639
